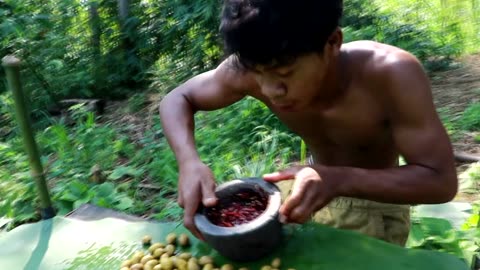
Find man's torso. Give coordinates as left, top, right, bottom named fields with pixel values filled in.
left=246, top=41, right=408, bottom=168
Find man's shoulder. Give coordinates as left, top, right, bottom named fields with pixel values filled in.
left=214, top=56, right=259, bottom=92
left=344, top=41, right=427, bottom=96
left=344, top=41, right=424, bottom=79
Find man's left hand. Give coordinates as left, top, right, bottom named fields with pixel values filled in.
left=263, top=166, right=337, bottom=224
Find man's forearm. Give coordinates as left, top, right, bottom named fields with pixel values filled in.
left=159, top=92, right=201, bottom=165
left=313, top=164, right=458, bottom=204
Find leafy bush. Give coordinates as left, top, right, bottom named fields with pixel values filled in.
left=2, top=0, right=477, bottom=120
left=193, top=97, right=300, bottom=180
left=0, top=98, right=300, bottom=225
left=0, top=0, right=222, bottom=113
left=459, top=162, right=480, bottom=194
left=460, top=103, right=480, bottom=131
left=408, top=216, right=480, bottom=267
left=0, top=141, right=39, bottom=227
left=0, top=92, right=16, bottom=140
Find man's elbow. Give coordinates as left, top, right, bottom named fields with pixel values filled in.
left=159, top=88, right=186, bottom=114
left=437, top=174, right=458, bottom=203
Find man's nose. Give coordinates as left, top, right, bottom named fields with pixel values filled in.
left=261, top=81, right=287, bottom=99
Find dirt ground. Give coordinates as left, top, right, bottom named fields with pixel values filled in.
left=430, top=54, right=480, bottom=156
left=429, top=54, right=480, bottom=202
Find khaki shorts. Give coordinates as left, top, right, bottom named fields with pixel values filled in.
left=276, top=180, right=411, bottom=246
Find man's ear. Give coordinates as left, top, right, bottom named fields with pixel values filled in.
left=326, top=27, right=343, bottom=57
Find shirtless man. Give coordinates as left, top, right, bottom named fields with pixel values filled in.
left=159, top=0, right=458, bottom=246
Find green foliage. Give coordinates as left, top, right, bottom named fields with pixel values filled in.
left=0, top=0, right=222, bottom=114
left=408, top=202, right=480, bottom=267
left=127, top=92, right=147, bottom=113
left=0, top=98, right=298, bottom=225
left=459, top=162, right=480, bottom=194
left=342, top=0, right=477, bottom=72
left=53, top=181, right=134, bottom=215
left=193, top=97, right=300, bottom=180
left=377, top=0, right=480, bottom=55
left=460, top=103, right=480, bottom=131
left=0, top=92, right=16, bottom=140
left=408, top=216, right=480, bottom=267
left=38, top=112, right=129, bottom=172
left=1, top=0, right=477, bottom=120
left=475, top=134, right=480, bottom=144
left=0, top=140, right=39, bottom=227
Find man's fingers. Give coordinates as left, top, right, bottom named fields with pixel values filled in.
left=280, top=175, right=307, bottom=217
left=201, top=181, right=218, bottom=207
left=183, top=204, right=205, bottom=241
left=183, top=215, right=204, bottom=241
left=288, top=208, right=311, bottom=224
left=288, top=190, right=318, bottom=223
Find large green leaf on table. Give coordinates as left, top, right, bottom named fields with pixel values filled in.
left=0, top=217, right=469, bottom=270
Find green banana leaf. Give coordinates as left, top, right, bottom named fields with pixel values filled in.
left=0, top=216, right=469, bottom=270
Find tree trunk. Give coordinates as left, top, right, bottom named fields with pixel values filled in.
left=89, top=0, right=102, bottom=90
left=118, top=0, right=129, bottom=22
left=89, top=1, right=101, bottom=59
left=117, top=0, right=139, bottom=89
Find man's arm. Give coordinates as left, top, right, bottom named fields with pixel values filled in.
left=322, top=54, right=458, bottom=204
left=159, top=57, right=255, bottom=238
left=159, top=58, right=252, bottom=165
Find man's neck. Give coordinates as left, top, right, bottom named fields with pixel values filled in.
left=312, top=51, right=350, bottom=108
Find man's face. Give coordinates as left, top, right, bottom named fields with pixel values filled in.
left=251, top=53, right=329, bottom=112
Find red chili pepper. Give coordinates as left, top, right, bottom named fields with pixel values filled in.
left=205, top=190, right=268, bottom=227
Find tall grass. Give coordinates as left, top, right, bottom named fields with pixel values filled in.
left=377, top=0, right=480, bottom=54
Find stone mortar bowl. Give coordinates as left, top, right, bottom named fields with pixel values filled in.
left=194, top=177, right=283, bottom=262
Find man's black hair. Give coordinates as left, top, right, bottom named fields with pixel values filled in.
left=220, top=0, right=344, bottom=69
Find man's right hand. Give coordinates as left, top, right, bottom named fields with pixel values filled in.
left=178, top=161, right=218, bottom=240
left=159, top=58, right=252, bottom=240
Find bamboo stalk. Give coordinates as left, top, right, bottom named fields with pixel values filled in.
left=2, top=55, right=55, bottom=219
left=300, top=140, right=307, bottom=165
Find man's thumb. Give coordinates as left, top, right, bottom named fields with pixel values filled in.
left=201, top=184, right=217, bottom=207
left=263, top=170, right=295, bottom=182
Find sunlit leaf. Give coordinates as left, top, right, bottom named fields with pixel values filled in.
left=108, top=166, right=143, bottom=180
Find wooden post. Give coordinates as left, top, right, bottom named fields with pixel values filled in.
left=2, top=55, right=55, bottom=219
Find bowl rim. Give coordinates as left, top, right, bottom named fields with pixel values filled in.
left=194, top=177, right=281, bottom=236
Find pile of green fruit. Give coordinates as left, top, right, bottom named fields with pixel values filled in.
left=119, top=233, right=296, bottom=270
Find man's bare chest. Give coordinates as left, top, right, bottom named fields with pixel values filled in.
left=269, top=88, right=391, bottom=151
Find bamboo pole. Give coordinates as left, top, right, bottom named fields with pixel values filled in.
left=2, top=55, right=55, bottom=219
